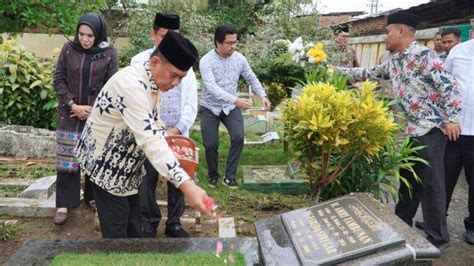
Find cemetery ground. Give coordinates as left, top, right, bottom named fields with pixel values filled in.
left=0, top=129, right=309, bottom=264
left=1, top=127, right=474, bottom=264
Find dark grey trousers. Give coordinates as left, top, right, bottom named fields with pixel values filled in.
left=91, top=182, right=142, bottom=238
left=395, top=128, right=450, bottom=243
left=444, top=136, right=474, bottom=230
left=199, top=106, right=244, bottom=180
left=138, top=158, right=185, bottom=227
left=56, top=171, right=94, bottom=208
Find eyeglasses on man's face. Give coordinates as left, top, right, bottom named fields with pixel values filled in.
left=223, top=40, right=239, bottom=46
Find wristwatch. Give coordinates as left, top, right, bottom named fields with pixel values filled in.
left=67, top=99, right=75, bottom=108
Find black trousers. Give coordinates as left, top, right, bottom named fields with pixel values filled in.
left=138, top=159, right=185, bottom=227
left=395, top=128, right=450, bottom=243
left=56, top=170, right=94, bottom=208
left=91, top=182, right=142, bottom=238
left=444, top=136, right=474, bottom=230
left=199, top=106, right=244, bottom=180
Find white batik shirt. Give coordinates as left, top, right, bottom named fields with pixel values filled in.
left=75, top=62, right=190, bottom=196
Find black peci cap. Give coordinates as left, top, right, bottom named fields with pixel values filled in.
left=153, top=13, right=180, bottom=30
left=387, top=12, right=421, bottom=29
left=157, top=31, right=198, bottom=71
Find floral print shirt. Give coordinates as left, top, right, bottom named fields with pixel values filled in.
left=337, top=41, right=461, bottom=137
left=75, top=62, right=190, bottom=196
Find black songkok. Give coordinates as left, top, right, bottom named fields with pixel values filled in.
left=153, top=13, right=180, bottom=30
left=158, top=31, right=198, bottom=71
left=387, top=12, right=421, bottom=29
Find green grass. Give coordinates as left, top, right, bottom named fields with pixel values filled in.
left=0, top=220, right=23, bottom=241
left=0, top=185, right=25, bottom=197
left=0, top=163, right=55, bottom=179
left=50, top=252, right=245, bottom=266
left=190, top=129, right=309, bottom=231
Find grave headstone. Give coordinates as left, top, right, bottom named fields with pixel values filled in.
left=244, top=131, right=279, bottom=145
left=281, top=197, right=404, bottom=265
left=18, top=175, right=56, bottom=199
left=255, top=193, right=441, bottom=265
left=244, top=115, right=267, bottom=134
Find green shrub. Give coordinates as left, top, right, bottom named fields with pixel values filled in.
left=264, top=82, right=287, bottom=111
left=0, top=220, right=22, bottom=241
left=283, top=81, right=398, bottom=201
left=255, top=52, right=306, bottom=94
left=208, top=2, right=260, bottom=35
left=0, top=37, right=58, bottom=129
left=320, top=137, right=427, bottom=202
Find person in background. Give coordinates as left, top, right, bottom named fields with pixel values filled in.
left=442, top=27, right=461, bottom=55
left=199, top=25, right=271, bottom=189
left=130, top=13, right=198, bottom=238
left=334, top=25, right=360, bottom=67
left=334, top=12, right=461, bottom=250
left=53, top=13, right=117, bottom=225
left=444, top=39, right=474, bottom=245
left=433, top=32, right=447, bottom=62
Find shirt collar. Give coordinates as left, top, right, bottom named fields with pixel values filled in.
left=402, top=41, right=417, bottom=56
left=214, top=48, right=233, bottom=60
left=144, top=61, right=159, bottom=93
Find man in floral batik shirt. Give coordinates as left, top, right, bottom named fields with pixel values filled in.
left=336, top=12, right=461, bottom=250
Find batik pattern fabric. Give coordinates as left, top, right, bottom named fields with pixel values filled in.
left=75, top=62, right=190, bottom=197
left=56, top=130, right=81, bottom=173
left=336, top=41, right=461, bottom=137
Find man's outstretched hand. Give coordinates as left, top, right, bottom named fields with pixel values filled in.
left=179, top=180, right=219, bottom=218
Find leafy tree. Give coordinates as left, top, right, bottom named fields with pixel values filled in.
left=0, top=1, right=110, bottom=35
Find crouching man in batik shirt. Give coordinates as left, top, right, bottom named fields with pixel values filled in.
left=75, top=31, right=211, bottom=238
left=335, top=12, right=462, bottom=250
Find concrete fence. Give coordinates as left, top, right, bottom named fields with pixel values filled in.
left=1, top=32, right=128, bottom=59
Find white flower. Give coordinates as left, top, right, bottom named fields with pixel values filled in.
left=288, top=37, right=303, bottom=54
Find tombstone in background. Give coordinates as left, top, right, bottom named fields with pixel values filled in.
left=244, top=115, right=267, bottom=134
left=242, top=162, right=309, bottom=195
left=244, top=131, right=280, bottom=145
left=255, top=193, right=440, bottom=265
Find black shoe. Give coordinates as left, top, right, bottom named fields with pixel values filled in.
left=208, top=177, right=218, bottom=188
left=415, top=220, right=424, bottom=229
left=142, top=221, right=158, bottom=238
left=427, top=237, right=450, bottom=251
left=463, top=230, right=474, bottom=245
left=165, top=225, right=190, bottom=238
left=222, top=177, right=238, bottom=189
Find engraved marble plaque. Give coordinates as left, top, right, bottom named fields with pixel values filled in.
left=281, top=196, right=405, bottom=265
